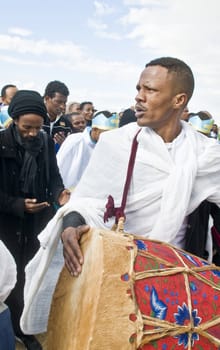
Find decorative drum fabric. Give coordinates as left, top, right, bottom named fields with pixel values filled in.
left=47, top=228, right=220, bottom=349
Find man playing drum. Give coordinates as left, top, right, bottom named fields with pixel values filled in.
left=21, top=57, right=220, bottom=339
left=61, top=56, right=220, bottom=276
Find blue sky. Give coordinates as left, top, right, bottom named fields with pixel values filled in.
left=1, top=0, right=220, bottom=121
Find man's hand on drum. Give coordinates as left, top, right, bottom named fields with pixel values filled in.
left=61, top=225, right=90, bottom=276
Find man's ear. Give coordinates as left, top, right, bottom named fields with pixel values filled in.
left=44, top=96, right=50, bottom=104
left=173, top=93, right=188, bottom=109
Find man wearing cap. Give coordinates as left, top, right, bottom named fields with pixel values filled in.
left=0, top=90, right=70, bottom=349
left=188, top=110, right=215, bottom=136
left=57, top=110, right=119, bottom=190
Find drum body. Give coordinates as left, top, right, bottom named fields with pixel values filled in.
left=47, top=228, right=220, bottom=349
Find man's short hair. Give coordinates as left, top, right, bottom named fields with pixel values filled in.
left=43, top=80, right=69, bottom=98
left=1, top=84, right=17, bottom=98
left=146, top=57, right=194, bottom=102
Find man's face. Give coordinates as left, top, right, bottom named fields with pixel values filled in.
left=135, top=65, right=178, bottom=131
left=14, top=114, right=43, bottom=139
left=212, top=124, right=218, bottom=132
left=3, top=86, right=18, bottom=105
left=71, top=114, right=86, bottom=132
left=45, top=92, right=67, bottom=120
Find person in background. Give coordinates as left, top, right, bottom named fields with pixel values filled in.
left=43, top=80, right=72, bottom=152
left=66, top=101, right=80, bottom=114
left=188, top=111, right=214, bottom=136
left=119, top=107, right=137, bottom=127
left=210, top=123, right=219, bottom=139
left=118, top=108, right=125, bottom=120
left=79, top=101, right=95, bottom=126
left=64, top=112, right=86, bottom=133
left=0, top=84, right=18, bottom=129
left=187, top=110, right=220, bottom=264
left=0, top=240, right=16, bottom=350
left=180, top=106, right=189, bottom=121
left=0, top=90, right=70, bottom=349
left=57, top=110, right=119, bottom=190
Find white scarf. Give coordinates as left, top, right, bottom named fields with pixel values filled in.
left=57, top=127, right=95, bottom=189
left=0, top=241, right=16, bottom=302
left=21, top=121, right=220, bottom=334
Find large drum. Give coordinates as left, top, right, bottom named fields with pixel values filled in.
left=47, top=228, right=220, bottom=349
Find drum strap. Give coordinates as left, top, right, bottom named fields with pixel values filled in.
left=104, top=128, right=141, bottom=224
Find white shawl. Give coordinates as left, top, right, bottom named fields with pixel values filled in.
left=21, top=121, right=220, bottom=334
left=0, top=240, right=17, bottom=303
left=57, top=127, right=95, bottom=189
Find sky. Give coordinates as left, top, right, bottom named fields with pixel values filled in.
left=1, top=0, right=220, bottom=122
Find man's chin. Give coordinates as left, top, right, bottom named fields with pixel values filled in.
left=21, top=136, right=38, bottom=144
left=136, top=118, right=147, bottom=127
left=22, top=136, right=35, bottom=141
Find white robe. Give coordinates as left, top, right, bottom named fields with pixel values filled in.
left=21, top=121, right=220, bottom=334
left=57, top=127, right=96, bottom=189
left=0, top=240, right=17, bottom=303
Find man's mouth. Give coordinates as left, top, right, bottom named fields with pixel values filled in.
left=135, top=105, right=146, bottom=118
left=135, top=104, right=145, bottom=111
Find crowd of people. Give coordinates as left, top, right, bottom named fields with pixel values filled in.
left=1, top=56, right=220, bottom=349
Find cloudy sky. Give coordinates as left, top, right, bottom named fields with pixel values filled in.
left=1, top=0, right=220, bottom=121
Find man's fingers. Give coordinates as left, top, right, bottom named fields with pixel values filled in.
left=25, top=200, right=50, bottom=213
left=61, top=225, right=90, bottom=276
left=63, top=239, right=83, bottom=276
left=66, top=232, right=84, bottom=264
left=63, top=249, right=82, bottom=276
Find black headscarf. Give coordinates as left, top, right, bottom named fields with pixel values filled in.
left=8, top=90, right=47, bottom=121
left=8, top=90, right=47, bottom=196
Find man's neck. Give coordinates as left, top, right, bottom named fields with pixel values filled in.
left=154, top=119, right=182, bottom=143
left=47, top=113, right=60, bottom=123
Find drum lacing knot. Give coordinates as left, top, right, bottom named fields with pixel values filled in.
left=103, top=195, right=125, bottom=224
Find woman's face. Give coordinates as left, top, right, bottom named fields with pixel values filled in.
left=81, top=103, right=94, bottom=121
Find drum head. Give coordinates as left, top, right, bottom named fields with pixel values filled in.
left=47, top=228, right=141, bottom=350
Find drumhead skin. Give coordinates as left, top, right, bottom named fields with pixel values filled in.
left=47, top=228, right=220, bottom=350
left=47, top=228, right=140, bottom=350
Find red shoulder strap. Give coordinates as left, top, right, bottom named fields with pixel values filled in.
left=104, top=128, right=141, bottom=224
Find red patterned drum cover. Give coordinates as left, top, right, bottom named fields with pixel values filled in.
left=47, top=228, right=220, bottom=349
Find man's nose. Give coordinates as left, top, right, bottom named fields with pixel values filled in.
left=135, top=89, right=145, bottom=102
left=28, top=129, right=38, bottom=137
